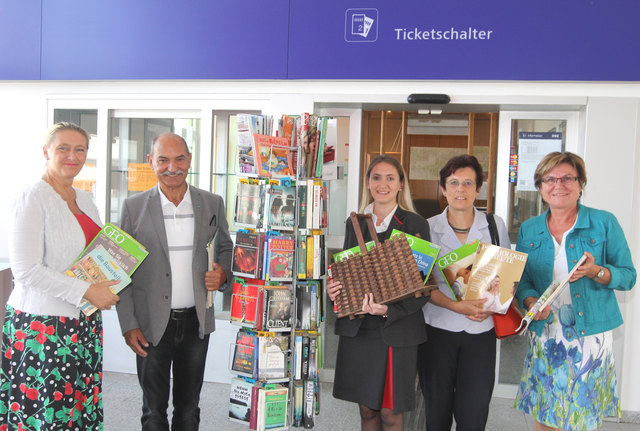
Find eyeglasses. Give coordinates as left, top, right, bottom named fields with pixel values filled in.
left=446, top=179, right=476, bottom=188
left=541, top=176, right=579, bottom=185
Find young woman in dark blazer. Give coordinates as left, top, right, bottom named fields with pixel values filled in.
left=327, top=154, right=429, bottom=431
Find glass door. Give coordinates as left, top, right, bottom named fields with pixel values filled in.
left=107, top=111, right=201, bottom=224
left=493, top=110, right=582, bottom=398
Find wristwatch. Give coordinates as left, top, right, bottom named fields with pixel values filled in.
left=593, top=266, right=606, bottom=280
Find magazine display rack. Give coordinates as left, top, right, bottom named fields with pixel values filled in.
left=228, top=113, right=330, bottom=430
left=330, top=213, right=432, bottom=319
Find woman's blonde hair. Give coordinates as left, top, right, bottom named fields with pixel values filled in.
left=533, top=151, right=587, bottom=189
left=45, top=122, right=90, bottom=148
left=358, top=154, right=417, bottom=214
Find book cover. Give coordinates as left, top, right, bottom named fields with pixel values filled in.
left=299, top=113, right=310, bottom=178
left=314, top=117, right=327, bottom=178
left=229, top=377, right=253, bottom=425
left=303, top=380, right=315, bottom=429
left=390, top=229, right=441, bottom=284
left=305, top=180, right=314, bottom=229
left=263, top=386, right=289, bottom=430
left=304, top=115, right=318, bottom=178
left=436, top=240, right=480, bottom=301
left=293, top=380, right=304, bottom=427
left=295, top=281, right=312, bottom=330
left=293, top=334, right=303, bottom=380
left=321, top=118, right=338, bottom=180
left=308, top=280, right=321, bottom=330
left=237, top=113, right=258, bottom=174
left=296, top=235, right=307, bottom=279
left=311, top=117, right=323, bottom=179
left=267, top=237, right=295, bottom=282
left=269, top=145, right=296, bottom=178
left=249, top=383, right=260, bottom=430
left=252, top=134, right=292, bottom=177
left=267, top=184, right=296, bottom=231
left=265, top=286, right=292, bottom=331
left=258, top=334, right=290, bottom=380
left=231, top=330, right=257, bottom=377
left=66, top=244, right=132, bottom=316
left=312, top=234, right=322, bottom=279
left=230, top=277, right=263, bottom=327
left=297, top=183, right=307, bottom=229
left=279, top=115, right=296, bottom=145
left=464, top=242, right=528, bottom=314
left=301, top=336, right=310, bottom=379
left=232, top=232, right=264, bottom=279
left=235, top=182, right=264, bottom=228
left=308, top=337, right=317, bottom=380
left=305, top=236, right=314, bottom=279
left=319, top=182, right=328, bottom=228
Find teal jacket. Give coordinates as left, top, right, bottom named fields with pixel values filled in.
left=515, top=204, right=636, bottom=337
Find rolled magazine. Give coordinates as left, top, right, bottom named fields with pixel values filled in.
left=516, top=253, right=587, bottom=334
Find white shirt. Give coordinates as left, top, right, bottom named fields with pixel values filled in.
left=158, top=184, right=196, bottom=309
left=8, top=180, right=101, bottom=318
left=364, top=203, right=398, bottom=234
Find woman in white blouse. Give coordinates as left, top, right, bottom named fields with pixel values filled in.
left=0, top=123, right=119, bottom=429
left=417, top=154, right=511, bottom=431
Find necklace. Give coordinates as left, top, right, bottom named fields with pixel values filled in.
left=449, top=223, right=471, bottom=234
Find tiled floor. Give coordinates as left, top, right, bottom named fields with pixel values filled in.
left=103, top=372, right=637, bottom=430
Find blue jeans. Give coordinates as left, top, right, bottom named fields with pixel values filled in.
left=136, top=308, right=210, bottom=431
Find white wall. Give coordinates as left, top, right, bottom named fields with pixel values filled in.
left=1, top=80, right=640, bottom=410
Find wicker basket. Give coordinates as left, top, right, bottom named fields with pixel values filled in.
left=330, top=212, right=435, bottom=319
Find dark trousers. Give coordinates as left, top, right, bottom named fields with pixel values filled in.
left=136, top=308, right=210, bottom=431
left=417, top=324, right=496, bottom=431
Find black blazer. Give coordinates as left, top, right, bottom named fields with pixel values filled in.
left=334, top=207, right=429, bottom=347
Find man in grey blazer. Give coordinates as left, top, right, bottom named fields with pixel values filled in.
left=116, top=133, right=233, bottom=430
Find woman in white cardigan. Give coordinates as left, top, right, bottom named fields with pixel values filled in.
left=0, top=123, right=119, bottom=430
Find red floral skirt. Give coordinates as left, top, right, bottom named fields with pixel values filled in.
left=0, top=306, right=103, bottom=430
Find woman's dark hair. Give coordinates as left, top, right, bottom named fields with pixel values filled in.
left=439, top=154, right=483, bottom=191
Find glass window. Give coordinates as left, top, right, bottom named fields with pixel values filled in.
left=108, top=116, right=201, bottom=224
left=506, top=119, right=567, bottom=243
left=53, top=109, right=98, bottom=199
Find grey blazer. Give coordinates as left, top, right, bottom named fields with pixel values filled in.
left=116, top=185, right=233, bottom=346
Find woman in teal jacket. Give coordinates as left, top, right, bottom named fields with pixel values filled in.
left=514, top=152, right=636, bottom=431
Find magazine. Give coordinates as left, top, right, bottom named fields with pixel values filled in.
left=390, top=229, right=440, bottom=284
left=516, top=253, right=587, bottom=333
left=332, top=240, right=376, bottom=263
left=66, top=244, right=132, bottom=316
left=464, top=243, right=528, bottom=314
left=70, top=223, right=148, bottom=316
left=436, top=240, right=481, bottom=301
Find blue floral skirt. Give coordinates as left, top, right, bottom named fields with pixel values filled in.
left=0, top=306, right=104, bottom=430
left=514, top=304, right=619, bottom=431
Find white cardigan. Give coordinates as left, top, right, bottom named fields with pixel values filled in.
left=8, top=180, right=101, bottom=318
